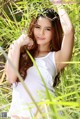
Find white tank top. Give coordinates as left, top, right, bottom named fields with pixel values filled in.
left=8, top=51, right=57, bottom=118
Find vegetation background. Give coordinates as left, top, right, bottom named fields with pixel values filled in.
left=0, top=0, right=80, bottom=119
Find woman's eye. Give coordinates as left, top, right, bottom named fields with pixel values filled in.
left=35, top=25, right=40, bottom=28
left=46, top=28, right=51, bottom=31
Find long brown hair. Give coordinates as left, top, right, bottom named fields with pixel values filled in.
left=17, top=8, right=63, bottom=87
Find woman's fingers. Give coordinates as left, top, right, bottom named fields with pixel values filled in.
left=49, top=0, right=62, bottom=4
left=17, top=34, right=34, bottom=49
left=17, top=34, right=29, bottom=47
left=27, top=38, right=34, bottom=50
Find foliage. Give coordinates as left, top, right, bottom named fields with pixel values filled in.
left=0, top=0, right=80, bottom=119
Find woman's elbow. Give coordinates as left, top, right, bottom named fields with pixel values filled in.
left=70, top=26, right=75, bottom=34
left=6, top=73, right=17, bottom=84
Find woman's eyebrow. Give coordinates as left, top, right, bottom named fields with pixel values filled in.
left=45, top=26, right=52, bottom=28
left=35, top=23, right=40, bottom=26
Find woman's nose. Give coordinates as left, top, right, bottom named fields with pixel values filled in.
left=40, top=29, right=44, bottom=35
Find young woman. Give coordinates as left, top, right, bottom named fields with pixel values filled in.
left=6, top=0, right=74, bottom=118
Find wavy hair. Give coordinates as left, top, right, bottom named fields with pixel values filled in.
left=18, top=8, right=63, bottom=87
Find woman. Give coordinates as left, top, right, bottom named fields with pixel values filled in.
left=6, top=0, right=74, bottom=118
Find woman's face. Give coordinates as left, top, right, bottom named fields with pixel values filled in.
left=33, top=17, right=54, bottom=47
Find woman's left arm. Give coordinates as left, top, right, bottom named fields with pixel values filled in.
left=51, top=0, right=74, bottom=72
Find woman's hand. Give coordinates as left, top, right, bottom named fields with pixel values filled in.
left=49, top=0, right=62, bottom=4
left=16, top=34, right=34, bottom=50
left=9, top=34, right=34, bottom=56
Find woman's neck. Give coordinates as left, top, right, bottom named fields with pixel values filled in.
left=35, top=45, right=51, bottom=57
left=38, top=44, right=50, bottom=52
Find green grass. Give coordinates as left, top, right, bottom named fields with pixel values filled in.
left=0, top=0, right=80, bottom=119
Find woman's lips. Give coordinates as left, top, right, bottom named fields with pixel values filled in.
left=37, top=37, right=45, bottom=40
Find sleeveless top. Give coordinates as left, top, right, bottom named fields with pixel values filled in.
left=8, top=51, right=57, bottom=118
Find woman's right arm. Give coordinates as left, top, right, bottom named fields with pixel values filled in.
left=6, top=41, right=20, bottom=84
left=5, top=34, right=34, bottom=84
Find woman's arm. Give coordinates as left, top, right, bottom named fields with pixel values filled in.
left=6, top=42, right=20, bottom=84
left=51, top=0, right=74, bottom=72
left=6, top=34, right=34, bottom=84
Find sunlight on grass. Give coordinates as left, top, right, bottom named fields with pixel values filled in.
left=0, top=0, right=80, bottom=119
